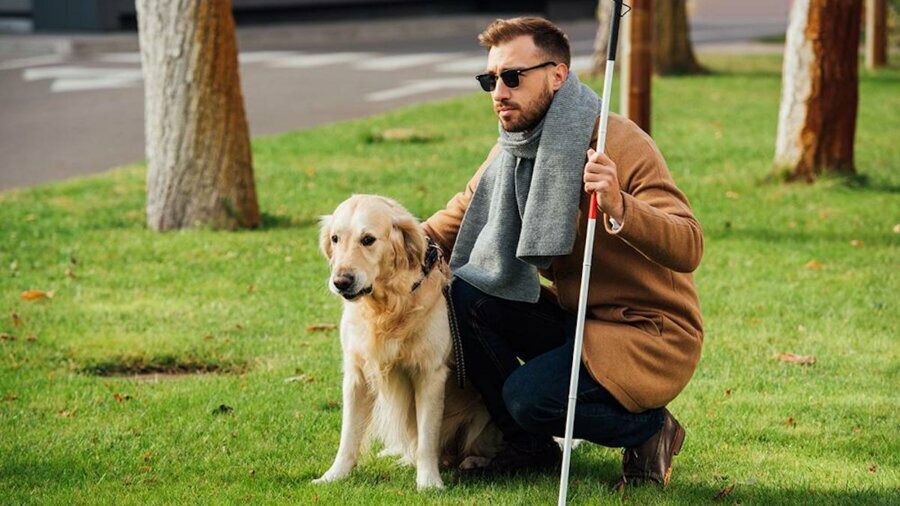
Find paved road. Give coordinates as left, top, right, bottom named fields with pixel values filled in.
left=0, top=5, right=788, bottom=190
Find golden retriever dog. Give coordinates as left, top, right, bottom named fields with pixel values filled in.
left=313, top=194, right=500, bottom=490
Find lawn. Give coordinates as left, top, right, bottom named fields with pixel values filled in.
left=0, top=54, right=898, bottom=505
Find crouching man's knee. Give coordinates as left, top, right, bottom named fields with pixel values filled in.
left=502, top=368, right=560, bottom=436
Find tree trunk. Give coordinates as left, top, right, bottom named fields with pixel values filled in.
left=865, top=0, right=888, bottom=68
left=621, top=0, right=653, bottom=134
left=774, top=0, right=862, bottom=182
left=653, top=0, right=705, bottom=75
left=136, top=0, right=260, bottom=231
left=590, top=0, right=615, bottom=78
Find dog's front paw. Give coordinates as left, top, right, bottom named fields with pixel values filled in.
left=416, top=471, right=444, bottom=491
left=311, top=466, right=351, bottom=485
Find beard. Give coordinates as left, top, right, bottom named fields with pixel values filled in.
left=497, top=87, right=554, bottom=133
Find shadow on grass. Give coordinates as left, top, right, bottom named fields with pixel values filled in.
left=258, top=212, right=319, bottom=230
left=80, top=352, right=248, bottom=377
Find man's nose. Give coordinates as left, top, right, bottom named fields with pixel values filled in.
left=332, top=272, right=355, bottom=291
left=492, top=79, right=512, bottom=100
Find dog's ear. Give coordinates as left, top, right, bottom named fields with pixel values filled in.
left=319, top=214, right=334, bottom=260
left=391, top=214, right=426, bottom=271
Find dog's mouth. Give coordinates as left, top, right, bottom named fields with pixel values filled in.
left=340, top=286, right=373, bottom=301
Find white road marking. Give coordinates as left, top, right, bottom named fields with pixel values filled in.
left=23, top=66, right=143, bottom=92
left=268, top=52, right=372, bottom=68
left=366, top=77, right=475, bottom=102
left=355, top=52, right=463, bottom=71
left=0, top=54, right=66, bottom=71
left=435, top=55, right=487, bottom=74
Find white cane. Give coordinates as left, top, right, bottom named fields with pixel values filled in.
left=558, top=1, right=626, bottom=504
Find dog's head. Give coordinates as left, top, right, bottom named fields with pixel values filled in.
left=319, top=194, right=426, bottom=301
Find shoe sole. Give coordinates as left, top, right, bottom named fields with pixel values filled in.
left=663, top=424, right=686, bottom=488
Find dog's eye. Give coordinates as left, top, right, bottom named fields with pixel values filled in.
left=361, top=235, right=376, bottom=247
left=330, top=235, right=338, bottom=243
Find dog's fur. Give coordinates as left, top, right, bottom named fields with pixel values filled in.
left=313, top=194, right=500, bottom=490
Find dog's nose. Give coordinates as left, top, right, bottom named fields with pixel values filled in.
left=332, top=273, right=355, bottom=291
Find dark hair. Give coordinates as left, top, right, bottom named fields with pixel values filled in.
left=478, top=16, right=571, bottom=67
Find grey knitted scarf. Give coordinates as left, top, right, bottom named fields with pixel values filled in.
left=450, top=72, right=599, bottom=303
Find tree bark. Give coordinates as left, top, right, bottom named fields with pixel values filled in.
left=865, top=0, right=888, bottom=68
left=621, top=0, right=652, bottom=134
left=136, top=0, right=260, bottom=231
left=653, top=0, right=705, bottom=75
left=774, top=0, right=862, bottom=182
left=590, top=0, right=615, bottom=78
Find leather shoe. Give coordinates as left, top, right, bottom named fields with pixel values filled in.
left=615, top=408, right=685, bottom=489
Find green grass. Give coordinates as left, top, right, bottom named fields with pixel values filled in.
left=1, top=55, right=898, bottom=505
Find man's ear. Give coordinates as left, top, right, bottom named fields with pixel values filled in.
left=319, top=214, right=334, bottom=260
left=551, top=63, right=568, bottom=91
left=391, top=214, right=426, bottom=271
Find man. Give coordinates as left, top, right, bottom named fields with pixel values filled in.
left=423, top=17, right=703, bottom=488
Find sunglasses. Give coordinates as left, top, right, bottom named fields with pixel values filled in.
left=475, top=61, right=557, bottom=92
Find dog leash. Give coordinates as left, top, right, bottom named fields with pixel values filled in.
left=412, top=237, right=466, bottom=389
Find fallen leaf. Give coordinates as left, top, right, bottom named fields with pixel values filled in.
left=306, top=324, right=337, bottom=332
left=247, top=284, right=257, bottom=294
left=714, top=484, right=735, bottom=501
left=58, top=409, right=75, bottom=418
left=284, top=375, right=315, bottom=384
left=144, top=451, right=152, bottom=463
left=203, top=335, right=215, bottom=340
left=804, top=260, right=823, bottom=270
left=0, top=333, right=15, bottom=341
left=25, top=335, right=37, bottom=342
left=25, top=214, right=37, bottom=222
left=725, top=191, right=740, bottom=200
left=21, top=290, right=55, bottom=301
left=893, top=224, right=900, bottom=234
left=3, top=393, right=17, bottom=401
left=235, top=323, right=244, bottom=331
left=852, top=425, right=862, bottom=433
left=249, top=469, right=256, bottom=478
left=10, top=312, right=21, bottom=328
left=306, top=165, right=316, bottom=178
left=212, top=404, right=233, bottom=415
left=773, top=353, right=816, bottom=365
left=786, top=417, right=794, bottom=428
left=142, top=466, right=152, bottom=473
left=723, top=389, right=732, bottom=398
left=797, top=325, right=807, bottom=332
left=868, top=464, right=877, bottom=473
left=849, top=240, right=864, bottom=247
left=65, top=268, right=77, bottom=279
left=113, top=393, right=132, bottom=403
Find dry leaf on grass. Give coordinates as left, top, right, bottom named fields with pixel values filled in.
left=10, top=312, right=21, bottom=328
left=725, top=191, right=740, bottom=200
left=773, top=353, right=816, bottom=365
left=714, top=484, right=735, bottom=501
left=804, top=260, right=823, bottom=270
left=113, top=393, right=132, bottom=403
left=21, top=290, right=55, bottom=301
left=3, top=393, right=17, bottom=401
left=849, top=240, right=864, bottom=247
left=0, top=333, right=15, bottom=341
left=306, top=324, right=337, bottom=332
left=284, top=375, right=315, bottom=384
left=786, top=417, right=795, bottom=428
left=868, top=464, right=877, bottom=473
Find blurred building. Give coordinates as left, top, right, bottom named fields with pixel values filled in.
left=0, top=0, right=596, bottom=32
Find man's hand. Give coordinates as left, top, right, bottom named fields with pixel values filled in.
left=584, top=148, right=624, bottom=222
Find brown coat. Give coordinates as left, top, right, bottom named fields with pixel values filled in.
left=423, top=113, right=703, bottom=413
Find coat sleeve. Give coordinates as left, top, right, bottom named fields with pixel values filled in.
left=422, top=144, right=501, bottom=258
left=601, top=117, right=703, bottom=273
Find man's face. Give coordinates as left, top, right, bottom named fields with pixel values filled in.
left=486, top=35, right=567, bottom=132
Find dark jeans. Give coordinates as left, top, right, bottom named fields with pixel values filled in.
left=451, top=277, right=665, bottom=450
